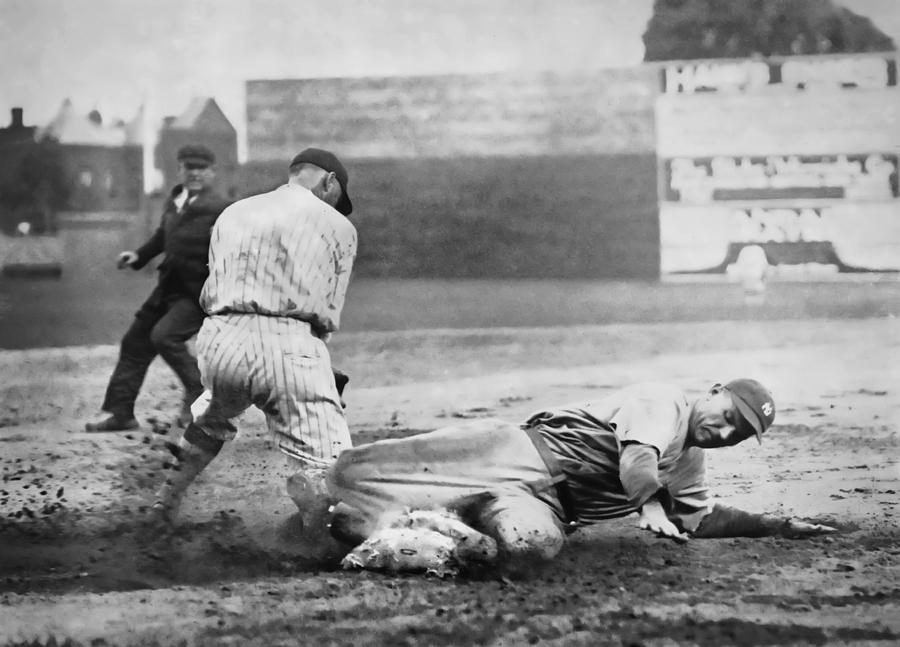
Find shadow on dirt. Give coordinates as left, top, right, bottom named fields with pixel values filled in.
left=0, top=510, right=340, bottom=595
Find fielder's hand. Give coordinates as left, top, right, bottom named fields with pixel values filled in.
left=638, top=499, right=689, bottom=543
left=781, top=519, right=838, bottom=538
left=116, top=250, right=138, bottom=269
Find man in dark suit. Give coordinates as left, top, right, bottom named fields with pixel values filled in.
left=86, top=145, right=231, bottom=432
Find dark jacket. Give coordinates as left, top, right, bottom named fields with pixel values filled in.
left=133, top=185, right=231, bottom=300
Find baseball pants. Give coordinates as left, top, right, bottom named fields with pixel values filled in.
left=190, top=313, right=351, bottom=468
left=327, top=418, right=568, bottom=560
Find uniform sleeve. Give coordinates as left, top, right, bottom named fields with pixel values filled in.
left=610, top=395, right=681, bottom=455
left=619, top=442, right=664, bottom=509
left=691, top=504, right=787, bottom=537
left=661, top=446, right=711, bottom=532
left=333, top=228, right=356, bottom=308
left=321, top=226, right=357, bottom=334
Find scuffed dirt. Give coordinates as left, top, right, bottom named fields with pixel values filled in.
left=0, top=318, right=898, bottom=646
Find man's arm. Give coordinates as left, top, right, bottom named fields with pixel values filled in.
left=692, top=504, right=837, bottom=538
left=620, top=442, right=689, bottom=542
left=131, top=222, right=166, bottom=270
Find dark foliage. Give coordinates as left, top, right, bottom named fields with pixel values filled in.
left=643, top=0, right=896, bottom=61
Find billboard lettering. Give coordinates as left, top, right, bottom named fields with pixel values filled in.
left=664, top=154, right=899, bottom=203
left=730, top=206, right=830, bottom=243
left=663, top=60, right=770, bottom=94
left=659, top=202, right=900, bottom=274
left=663, top=54, right=897, bottom=94
left=780, top=56, right=890, bottom=90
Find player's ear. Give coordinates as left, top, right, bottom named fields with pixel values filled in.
left=325, top=172, right=343, bottom=203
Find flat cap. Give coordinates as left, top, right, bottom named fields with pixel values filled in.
left=177, top=144, right=215, bottom=166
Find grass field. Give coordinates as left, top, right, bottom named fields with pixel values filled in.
left=1, top=275, right=899, bottom=349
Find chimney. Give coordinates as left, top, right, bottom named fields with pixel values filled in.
left=11, top=107, right=23, bottom=128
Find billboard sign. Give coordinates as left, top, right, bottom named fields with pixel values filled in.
left=656, top=53, right=900, bottom=279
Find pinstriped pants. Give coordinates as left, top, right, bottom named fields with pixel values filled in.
left=190, top=313, right=351, bottom=468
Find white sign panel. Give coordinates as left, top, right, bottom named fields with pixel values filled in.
left=656, top=53, right=900, bottom=279
left=660, top=203, right=900, bottom=275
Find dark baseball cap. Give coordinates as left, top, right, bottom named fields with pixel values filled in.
left=290, top=147, right=353, bottom=216
left=177, top=144, right=215, bottom=167
left=724, top=378, right=776, bottom=443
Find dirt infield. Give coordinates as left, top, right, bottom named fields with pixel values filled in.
left=0, top=317, right=898, bottom=646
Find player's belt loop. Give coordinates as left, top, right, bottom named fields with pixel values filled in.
left=521, top=425, right=579, bottom=525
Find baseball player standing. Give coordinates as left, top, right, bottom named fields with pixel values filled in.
left=152, top=148, right=357, bottom=535
left=328, top=379, right=836, bottom=570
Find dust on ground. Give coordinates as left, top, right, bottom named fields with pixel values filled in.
left=0, top=318, right=898, bottom=646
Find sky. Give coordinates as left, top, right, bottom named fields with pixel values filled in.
left=0, top=0, right=898, bottom=171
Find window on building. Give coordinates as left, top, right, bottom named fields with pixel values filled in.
left=79, top=169, right=93, bottom=187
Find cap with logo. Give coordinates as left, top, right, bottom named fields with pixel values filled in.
left=177, top=144, right=215, bottom=167
left=724, top=378, right=776, bottom=443
left=290, top=147, right=353, bottom=216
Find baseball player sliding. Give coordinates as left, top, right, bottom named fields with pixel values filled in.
left=152, top=148, right=357, bottom=535
left=327, top=379, right=837, bottom=574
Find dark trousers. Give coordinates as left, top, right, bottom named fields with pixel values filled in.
left=101, top=288, right=205, bottom=419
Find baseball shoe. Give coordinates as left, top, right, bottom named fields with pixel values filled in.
left=151, top=438, right=219, bottom=520
left=286, top=469, right=345, bottom=550
left=328, top=502, right=369, bottom=546
left=85, top=415, right=139, bottom=433
left=274, top=509, right=347, bottom=562
left=286, top=470, right=333, bottom=526
left=283, top=469, right=347, bottom=562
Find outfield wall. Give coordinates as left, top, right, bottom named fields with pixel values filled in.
left=245, top=68, right=661, bottom=279
left=239, top=153, right=660, bottom=279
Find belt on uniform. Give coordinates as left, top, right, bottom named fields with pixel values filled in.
left=217, top=309, right=327, bottom=339
left=521, top=425, right=579, bottom=525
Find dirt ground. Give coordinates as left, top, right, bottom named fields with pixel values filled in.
left=0, top=317, right=898, bottom=646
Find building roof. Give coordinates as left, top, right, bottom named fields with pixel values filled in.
left=166, top=97, right=234, bottom=133
left=39, top=99, right=143, bottom=146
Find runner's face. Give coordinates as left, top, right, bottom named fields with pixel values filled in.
left=688, top=386, right=755, bottom=448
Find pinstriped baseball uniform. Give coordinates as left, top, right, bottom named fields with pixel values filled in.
left=191, top=183, right=357, bottom=468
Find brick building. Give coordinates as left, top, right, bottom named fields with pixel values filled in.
left=155, top=97, right=238, bottom=197
left=0, top=103, right=144, bottom=234
left=39, top=100, right=143, bottom=212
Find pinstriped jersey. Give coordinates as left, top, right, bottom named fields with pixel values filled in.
left=524, top=383, right=710, bottom=530
left=200, top=183, right=357, bottom=334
